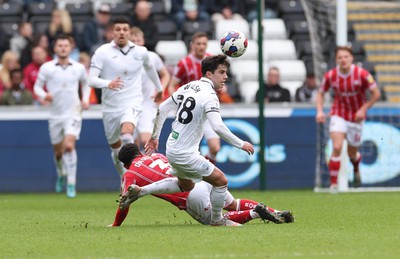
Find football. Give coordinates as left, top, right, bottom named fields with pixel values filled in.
left=220, top=31, right=248, bottom=58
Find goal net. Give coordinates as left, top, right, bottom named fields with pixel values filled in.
left=301, top=0, right=400, bottom=192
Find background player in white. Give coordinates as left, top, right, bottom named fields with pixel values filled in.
left=89, top=18, right=163, bottom=178
left=129, top=27, right=170, bottom=148
left=34, top=35, right=90, bottom=198
left=121, top=55, right=255, bottom=227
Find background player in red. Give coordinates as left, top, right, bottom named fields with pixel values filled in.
left=108, top=143, right=294, bottom=227
left=316, top=46, right=381, bottom=191
left=166, top=32, right=222, bottom=164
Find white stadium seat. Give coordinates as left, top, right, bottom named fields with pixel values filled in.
left=239, top=39, right=258, bottom=60
left=230, top=60, right=269, bottom=84
left=207, top=39, right=257, bottom=60
left=280, top=81, right=304, bottom=99
left=251, top=18, right=287, bottom=40
left=155, top=40, right=187, bottom=66
left=238, top=81, right=260, bottom=104
left=263, top=40, right=297, bottom=61
left=206, top=40, right=222, bottom=55
left=215, top=19, right=251, bottom=40
left=269, top=60, right=307, bottom=82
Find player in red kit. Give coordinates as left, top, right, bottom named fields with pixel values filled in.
left=316, top=46, right=381, bottom=191
left=108, top=143, right=294, bottom=227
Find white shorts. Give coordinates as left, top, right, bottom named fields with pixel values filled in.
left=48, top=116, right=82, bottom=145
left=102, top=108, right=141, bottom=145
left=203, top=120, right=219, bottom=140
left=137, top=100, right=157, bottom=134
left=166, top=151, right=215, bottom=182
left=329, top=115, right=363, bottom=147
left=185, top=181, right=234, bottom=225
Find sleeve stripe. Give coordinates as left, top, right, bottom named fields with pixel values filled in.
left=206, top=110, right=220, bottom=114
left=171, top=95, right=177, bottom=104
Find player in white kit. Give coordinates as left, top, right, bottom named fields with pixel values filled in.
left=120, top=55, right=255, bottom=226
left=34, top=35, right=90, bottom=198
left=89, top=18, right=163, bottom=178
left=129, top=27, right=170, bottom=148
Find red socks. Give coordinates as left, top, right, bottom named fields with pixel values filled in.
left=237, top=199, right=258, bottom=210
left=329, top=156, right=341, bottom=185
left=224, top=211, right=253, bottom=224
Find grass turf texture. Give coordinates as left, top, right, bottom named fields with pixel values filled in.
left=1, top=190, right=399, bottom=258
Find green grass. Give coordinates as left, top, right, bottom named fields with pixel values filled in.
left=1, top=190, right=399, bottom=258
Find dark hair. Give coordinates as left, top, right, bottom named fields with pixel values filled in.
left=54, top=34, right=71, bottom=44
left=118, top=143, right=141, bottom=167
left=335, top=45, right=353, bottom=57
left=201, top=54, right=230, bottom=76
left=112, top=17, right=130, bottom=26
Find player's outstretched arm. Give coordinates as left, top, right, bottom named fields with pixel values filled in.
left=207, top=112, right=253, bottom=154
left=145, top=138, right=159, bottom=155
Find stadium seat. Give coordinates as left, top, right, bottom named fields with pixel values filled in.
left=0, top=22, right=20, bottom=37
left=66, top=2, right=93, bottom=17
left=263, top=40, right=297, bottom=61
left=206, top=40, right=222, bottom=55
left=0, top=2, right=24, bottom=22
left=183, top=20, right=212, bottom=37
left=239, top=39, right=258, bottom=60
left=230, top=60, right=268, bottom=84
left=238, top=81, right=260, bottom=104
left=215, top=19, right=250, bottom=40
left=149, top=0, right=168, bottom=21
left=251, top=18, right=287, bottom=40
left=29, top=16, right=52, bottom=34
left=295, top=39, right=313, bottom=59
left=108, top=2, right=133, bottom=16
left=269, top=60, right=307, bottom=82
left=27, top=2, right=55, bottom=19
left=155, top=40, right=188, bottom=66
left=182, top=20, right=213, bottom=47
left=278, top=0, right=305, bottom=21
left=156, top=19, right=177, bottom=41
left=280, top=80, right=304, bottom=99
left=286, top=19, right=309, bottom=39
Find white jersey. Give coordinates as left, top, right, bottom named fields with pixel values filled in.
left=142, top=51, right=164, bottom=102
left=34, top=58, right=89, bottom=118
left=167, top=78, right=220, bottom=154
left=89, top=40, right=152, bottom=113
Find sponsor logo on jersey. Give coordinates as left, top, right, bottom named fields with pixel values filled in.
left=171, top=130, right=179, bottom=139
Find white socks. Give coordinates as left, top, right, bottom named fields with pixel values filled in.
left=63, top=150, right=77, bottom=185
left=140, top=178, right=181, bottom=197
left=210, top=185, right=227, bottom=223
left=111, top=147, right=125, bottom=177
left=121, top=133, right=134, bottom=146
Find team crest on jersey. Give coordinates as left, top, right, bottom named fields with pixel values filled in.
left=367, top=74, right=375, bottom=83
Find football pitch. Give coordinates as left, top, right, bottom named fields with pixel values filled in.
left=1, top=190, right=399, bottom=258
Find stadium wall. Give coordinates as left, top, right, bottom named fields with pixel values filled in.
left=0, top=104, right=398, bottom=192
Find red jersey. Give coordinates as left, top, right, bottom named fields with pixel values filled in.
left=125, top=153, right=188, bottom=210
left=174, top=53, right=212, bottom=86
left=23, top=62, right=41, bottom=98
left=320, top=64, right=377, bottom=122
